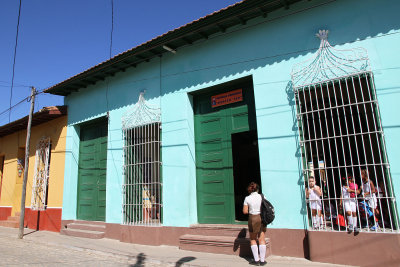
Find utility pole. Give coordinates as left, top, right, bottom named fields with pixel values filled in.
left=18, top=86, right=35, bottom=239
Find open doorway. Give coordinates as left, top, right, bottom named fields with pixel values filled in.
left=193, top=76, right=260, bottom=224
left=232, top=130, right=261, bottom=222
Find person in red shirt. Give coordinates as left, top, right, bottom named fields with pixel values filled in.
left=345, top=176, right=359, bottom=232
left=348, top=176, right=358, bottom=198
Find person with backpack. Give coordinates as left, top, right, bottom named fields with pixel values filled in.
left=243, top=182, right=267, bottom=266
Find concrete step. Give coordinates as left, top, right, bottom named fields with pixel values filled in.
left=67, top=222, right=106, bottom=232
left=74, top=220, right=106, bottom=226
left=189, top=224, right=249, bottom=238
left=179, top=234, right=271, bottom=257
left=0, top=220, right=19, bottom=228
left=7, top=216, right=20, bottom=222
left=14, top=212, right=21, bottom=217
left=60, top=228, right=105, bottom=239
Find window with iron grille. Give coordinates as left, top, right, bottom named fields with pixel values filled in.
left=122, top=92, right=162, bottom=226
left=291, top=31, right=399, bottom=233
left=31, top=137, right=51, bottom=211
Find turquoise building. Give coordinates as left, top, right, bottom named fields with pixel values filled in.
left=46, top=0, right=400, bottom=266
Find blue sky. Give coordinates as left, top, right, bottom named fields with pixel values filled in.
left=0, top=0, right=240, bottom=126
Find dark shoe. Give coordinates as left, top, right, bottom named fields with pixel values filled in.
left=347, top=225, right=353, bottom=232
left=260, top=261, right=267, bottom=266
left=249, top=260, right=260, bottom=266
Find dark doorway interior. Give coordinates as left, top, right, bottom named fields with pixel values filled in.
left=231, top=130, right=261, bottom=221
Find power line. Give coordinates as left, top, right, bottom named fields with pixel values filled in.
left=9, top=0, right=23, bottom=123
left=105, top=0, right=119, bottom=180
left=105, top=0, right=114, bottom=110
left=0, top=96, right=30, bottom=118
left=105, top=0, right=113, bottom=111
left=109, top=0, right=114, bottom=59
left=0, top=89, right=45, bottom=120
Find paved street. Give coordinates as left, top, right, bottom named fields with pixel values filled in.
left=0, top=226, right=350, bottom=267
left=0, top=233, right=161, bottom=267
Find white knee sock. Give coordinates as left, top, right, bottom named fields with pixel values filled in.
left=353, top=216, right=357, bottom=228
left=319, top=216, right=324, bottom=227
left=251, top=245, right=259, bottom=262
left=347, top=216, right=353, bottom=227
left=259, top=244, right=266, bottom=262
left=312, top=216, right=318, bottom=228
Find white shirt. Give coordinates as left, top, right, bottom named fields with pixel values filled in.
left=342, top=186, right=350, bottom=200
left=362, top=181, right=376, bottom=200
left=243, top=192, right=263, bottom=215
left=308, top=187, right=321, bottom=202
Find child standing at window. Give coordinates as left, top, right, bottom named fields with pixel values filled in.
left=340, top=176, right=359, bottom=232
left=306, top=177, right=323, bottom=229
left=361, top=170, right=379, bottom=230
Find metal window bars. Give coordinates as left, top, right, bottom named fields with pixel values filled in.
left=291, top=31, right=399, bottom=233
left=31, top=137, right=51, bottom=211
left=122, top=92, right=162, bottom=226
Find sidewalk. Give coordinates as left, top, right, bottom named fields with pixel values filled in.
left=0, top=226, right=349, bottom=267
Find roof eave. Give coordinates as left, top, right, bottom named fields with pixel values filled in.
left=45, top=0, right=302, bottom=96
left=0, top=106, right=68, bottom=138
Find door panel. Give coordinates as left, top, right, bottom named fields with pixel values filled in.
left=97, top=136, right=107, bottom=221
left=77, top=120, right=107, bottom=221
left=230, top=106, right=249, bottom=133
left=195, top=106, right=249, bottom=224
left=196, top=110, right=232, bottom=223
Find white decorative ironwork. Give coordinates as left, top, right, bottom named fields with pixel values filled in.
left=121, top=91, right=161, bottom=129
left=122, top=91, right=162, bottom=226
left=291, top=31, right=398, bottom=233
left=31, top=137, right=51, bottom=211
left=291, top=30, right=370, bottom=88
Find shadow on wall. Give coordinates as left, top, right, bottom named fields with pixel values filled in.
left=285, top=81, right=308, bottom=228
left=303, top=230, right=310, bottom=259
left=24, top=209, right=62, bottom=232
left=156, top=0, right=400, bottom=97
left=286, top=80, right=310, bottom=258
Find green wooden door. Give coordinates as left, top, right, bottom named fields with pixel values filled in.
left=77, top=120, right=107, bottom=221
left=195, top=105, right=249, bottom=224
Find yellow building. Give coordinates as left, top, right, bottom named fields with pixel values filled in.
left=0, top=106, right=67, bottom=232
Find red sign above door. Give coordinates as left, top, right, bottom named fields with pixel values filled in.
left=211, top=89, right=243, bottom=108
